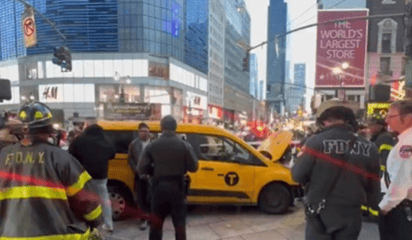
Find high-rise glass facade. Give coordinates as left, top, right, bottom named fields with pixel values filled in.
left=0, top=0, right=27, bottom=61
left=207, top=0, right=225, bottom=107
left=184, top=0, right=208, bottom=74
left=120, top=0, right=185, bottom=60
left=266, top=0, right=287, bottom=114
left=1, top=0, right=186, bottom=62
left=224, top=0, right=250, bottom=94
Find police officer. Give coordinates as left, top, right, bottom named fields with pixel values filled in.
left=0, top=102, right=102, bottom=239
left=379, top=100, right=412, bottom=239
left=137, top=115, right=198, bottom=240
left=128, top=122, right=153, bottom=230
left=292, top=99, right=380, bottom=240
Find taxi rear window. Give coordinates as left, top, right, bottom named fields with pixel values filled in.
left=104, top=130, right=134, bottom=154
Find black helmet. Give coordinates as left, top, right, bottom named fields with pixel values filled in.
left=316, top=99, right=358, bottom=130
left=161, top=115, right=177, bottom=131
left=18, top=101, right=53, bottom=134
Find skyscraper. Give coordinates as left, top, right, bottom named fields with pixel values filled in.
left=266, top=0, right=287, bottom=115
left=184, top=0, right=209, bottom=74
left=0, top=0, right=210, bottom=123
left=184, top=0, right=225, bottom=121
left=1, top=0, right=186, bottom=61
left=223, top=0, right=251, bottom=126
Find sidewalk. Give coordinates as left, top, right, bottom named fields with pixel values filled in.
left=103, top=204, right=379, bottom=240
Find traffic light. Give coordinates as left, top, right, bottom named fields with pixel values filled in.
left=52, top=46, right=72, bottom=72
left=242, top=53, right=249, bottom=72
left=404, top=3, right=412, bottom=57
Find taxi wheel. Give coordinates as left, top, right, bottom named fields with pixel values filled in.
left=258, top=183, right=290, bottom=214
left=108, top=185, right=133, bottom=221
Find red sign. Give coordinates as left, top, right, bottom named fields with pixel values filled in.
left=24, top=18, right=34, bottom=36
left=316, top=10, right=368, bottom=88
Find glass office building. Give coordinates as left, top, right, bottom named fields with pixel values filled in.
left=224, top=0, right=250, bottom=94
left=266, top=0, right=287, bottom=114
left=0, top=0, right=211, bottom=122
left=1, top=0, right=186, bottom=61
left=184, top=0, right=209, bottom=74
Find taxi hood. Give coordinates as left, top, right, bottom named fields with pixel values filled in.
left=257, top=131, right=293, bottom=162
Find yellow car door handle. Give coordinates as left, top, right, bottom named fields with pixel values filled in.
left=201, top=167, right=214, bottom=171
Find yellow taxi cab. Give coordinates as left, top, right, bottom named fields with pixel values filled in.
left=99, top=120, right=302, bottom=220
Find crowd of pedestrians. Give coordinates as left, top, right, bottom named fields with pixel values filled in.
left=0, top=99, right=412, bottom=240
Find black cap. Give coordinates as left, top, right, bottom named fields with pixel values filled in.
left=161, top=115, right=177, bottom=131
left=138, top=122, right=149, bottom=130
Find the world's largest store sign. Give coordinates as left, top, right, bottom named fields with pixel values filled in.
left=316, top=10, right=368, bottom=88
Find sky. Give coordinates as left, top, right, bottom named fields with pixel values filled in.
left=244, top=0, right=270, bottom=99
left=243, top=0, right=367, bottom=111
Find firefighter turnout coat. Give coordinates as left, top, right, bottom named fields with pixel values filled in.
left=0, top=141, right=102, bottom=239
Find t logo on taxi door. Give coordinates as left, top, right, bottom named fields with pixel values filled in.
left=225, top=172, right=239, bottom=186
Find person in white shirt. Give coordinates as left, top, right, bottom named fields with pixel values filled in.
left=379, top=100, right=412, bottom=239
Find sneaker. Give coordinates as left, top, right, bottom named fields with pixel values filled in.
left=102, top=224, right=114, bottom=233
left=139, top=220, right=148, bottom=230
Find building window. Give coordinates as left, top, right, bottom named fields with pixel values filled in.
left=402, top=57, right=407, bottom=76
left=378, top=19, right=397, bottom=54
left=380, top=57, right=391, bottom=75
left=382, top=33, right=392, bottom=53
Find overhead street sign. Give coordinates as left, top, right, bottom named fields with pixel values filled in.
left=21, top=6, right=37, bottom=48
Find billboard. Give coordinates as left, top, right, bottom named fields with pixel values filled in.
left=104, top=103, right=161, bottom=121
left=316, top=10, right=368, bottom=88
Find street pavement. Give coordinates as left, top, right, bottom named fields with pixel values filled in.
left=101, top=202, right=379, bottom=240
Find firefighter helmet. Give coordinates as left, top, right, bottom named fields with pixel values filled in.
left=316, top=99, right=359, bottom=130
left=17, top=101, right=54, bottom=134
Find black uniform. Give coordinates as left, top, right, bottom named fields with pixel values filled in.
left=373, top=131, right=397, bottom=175
left=292, top=124, right=381, bottom=240
left=137, top=132, right=198, bottom=240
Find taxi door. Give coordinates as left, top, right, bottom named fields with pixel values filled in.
left=187, top=134, right=255, bottom=204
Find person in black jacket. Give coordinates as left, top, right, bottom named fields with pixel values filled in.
left=137, top=115, right=198, bottom=240
left=69, top=124, right=116, bottom=232
left=292, top=100, right=380, bottom=240
left=128, top=122, right=153, bottom=230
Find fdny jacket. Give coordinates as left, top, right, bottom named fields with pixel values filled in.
left=0, top=141, right=102, bottom=239
left=373, top=131, right=397, bottom=174
left=137, top=133, right=198, bottom=179
left=292, top=124, right=381, bottom=208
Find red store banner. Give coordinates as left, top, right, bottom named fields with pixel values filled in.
left=316, top=10, right=368, bottom=88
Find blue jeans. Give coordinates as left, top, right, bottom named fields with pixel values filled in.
left=91, top=179, right=113, bottom=229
